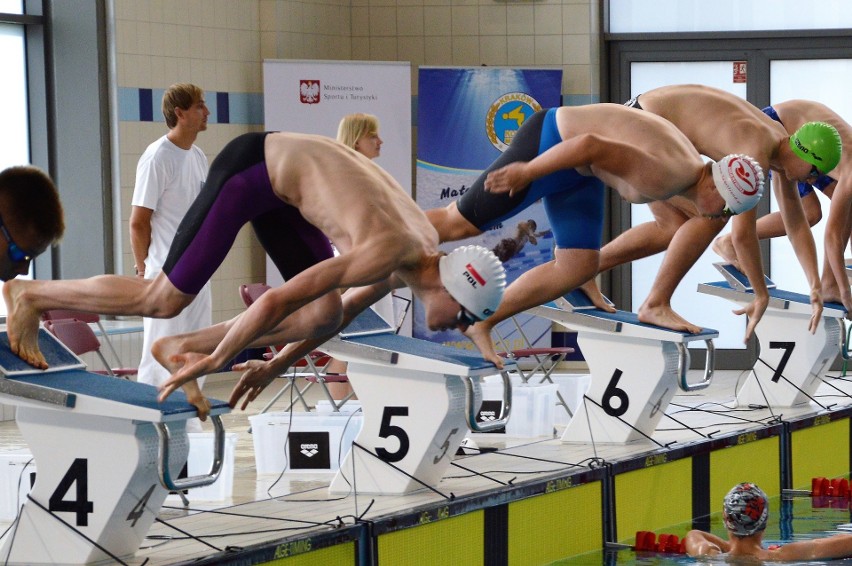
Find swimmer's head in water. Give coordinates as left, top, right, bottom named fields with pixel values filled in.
left=439, top=245, right=506, bottom=322
left=711, top=154, right=765, bottom=217
left=723, top=482, right=769, bottom=537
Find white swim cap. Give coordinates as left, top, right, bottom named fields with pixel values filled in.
left=439, top=245, right=506, bottom=321
left=711, top=154, right=765, bottom=215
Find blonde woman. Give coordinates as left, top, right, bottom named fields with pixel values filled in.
left=337, top=113, right=383, bottom=159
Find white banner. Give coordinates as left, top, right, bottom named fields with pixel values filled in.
left=262, top=59, right=412, bottom=296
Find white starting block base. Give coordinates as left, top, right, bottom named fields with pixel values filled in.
left=328, top=362, right=471, bottom=494
left=0, top=329, right=231, bottom=565
left=310, top=310, right=511, bottom=496
left=0, top=449, right=36, bottom=522
left=249, top=411, right=363, bottom=474
left=4, top=406, right=187, bottom=565
left=699, top=273, right=846, bottom=408
left=482, top=376, right=557, bottom=437
left=528, top=291, right=717, bottom=445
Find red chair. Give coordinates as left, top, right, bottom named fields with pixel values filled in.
left=494, top=316, right=576, bottom=417
left=43, top=318, right=137, bottom=379
left=42, top=309, right=125, bottom=368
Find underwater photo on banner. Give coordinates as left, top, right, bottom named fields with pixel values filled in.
left=415, top=67, right=562, bottom=349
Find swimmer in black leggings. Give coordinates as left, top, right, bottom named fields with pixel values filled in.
left=427, top=102, right=764, bottom=364
left=4, top=132, right=506, bottom=417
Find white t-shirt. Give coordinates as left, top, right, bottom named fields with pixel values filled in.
left=131, top=135, right=208, bottom=275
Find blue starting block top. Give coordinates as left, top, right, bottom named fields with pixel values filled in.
left=530, top=296, right=718, bottom=342
left=324, top=306, right=512, bottom=375
left=541, top=289, right=718, bottom=339
left=699, top=280, right=847, bottom=317
left=7, top=370, right=229, bottom=416
left=345, top=333, right=497, bottom=372
left=0, top=330, right=230, bottom=421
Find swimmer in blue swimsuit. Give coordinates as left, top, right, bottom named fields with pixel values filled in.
left=580, top=85, right=839, bottom=341
left=714, top=99, right=851, bottom=312
left=685, top=482, right=852, bottom=560
left=4, top=132, right=509, bottom=416
left=427, top=103, right=764, bottom=363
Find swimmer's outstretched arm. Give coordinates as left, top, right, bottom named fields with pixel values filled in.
left=773, top=175, right=823, bottom=331
left=158, top=241, right=405, bottom=402
left=484, top=135, right=647, bottom=198
left=228, top=281, right=394, bottom=410
left=772, top=532, right=852, bottom=561
left=728, top=209, right=770, bottom=342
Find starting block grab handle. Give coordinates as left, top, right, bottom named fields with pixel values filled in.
left=841, top=319, right=852, bottom=361
left=678, top=340, right=715, bottom=392
left=464, top=371, right=512, bottom=432
left=155, top=415, right=225, bottom=490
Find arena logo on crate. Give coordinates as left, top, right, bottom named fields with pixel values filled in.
left=288, top=431, right=331, bottom=469
left=299, top=80, right=320, bottom=104
left=485, top=92, right=542, bottom=152
left=300, top=443, right=319, bottom=458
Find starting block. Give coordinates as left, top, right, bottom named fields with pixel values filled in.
left=316, top=308, right=513, bottom=495
left=699, top=263, right=847, bottom=407
left=527, top=290, right=718, bottom=444
left=0, top=329, right=230, bottom=565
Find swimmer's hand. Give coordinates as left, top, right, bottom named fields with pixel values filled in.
left=229, top=359, right=281, bottom=410
left=484, top=162, right=531, bottom=197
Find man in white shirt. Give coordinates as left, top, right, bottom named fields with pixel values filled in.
left=129, top=83, right=212, bottom=431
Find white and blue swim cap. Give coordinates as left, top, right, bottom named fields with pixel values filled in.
left=723, top=482, right=769, bottom=537
left=439, top=245, right=506, bottom=321
left=711, top=154, right=765, bottom=216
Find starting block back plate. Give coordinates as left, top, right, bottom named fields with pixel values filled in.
left=340, top=307, right=395, bottom=338
left=0, top=329, right=84, bottom=376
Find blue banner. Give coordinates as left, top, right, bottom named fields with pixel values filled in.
left=415, top=67, right=563, bottom=350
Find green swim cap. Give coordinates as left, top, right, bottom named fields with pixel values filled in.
left=790, top=121, right=842, bottom=174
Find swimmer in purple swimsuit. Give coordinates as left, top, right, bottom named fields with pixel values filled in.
left=685, top=482, right=852, bottom=560
left=713, top=99, right=851, bottom=313
left=427, top=102, right=764, bottom=365
left=3, top=132, right=507, bottom=417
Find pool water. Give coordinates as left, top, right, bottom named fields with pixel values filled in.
left=550, top=495, right=852, bottom=564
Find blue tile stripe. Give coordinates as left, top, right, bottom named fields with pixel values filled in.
left=117, top=87, right=264, bottom=125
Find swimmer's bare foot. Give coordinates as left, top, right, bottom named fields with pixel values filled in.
left=152, top=335, right=183, bottom=375
left=579, top=280, right=616, bottom=312
left=712, top=235, right=741, bottom=271
left=3, top=279, right=47, bottom=369
left=464, top=322, right=504, bottom=369
left=638, top=303, right=702, bottom=334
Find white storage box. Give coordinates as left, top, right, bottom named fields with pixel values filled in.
left=249, top=411, right=363, bottom=474
left=550, top=373, right=591, bottom=425
left=0, top=449, right=37, bottom=521
left=314, top=400, right=363, bottom=415
left=482, top=376, right=558, bottom=437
